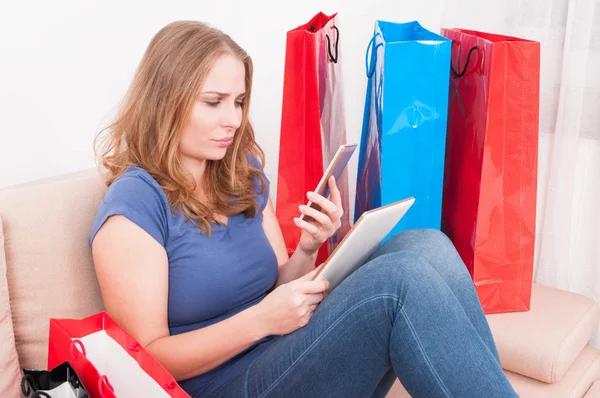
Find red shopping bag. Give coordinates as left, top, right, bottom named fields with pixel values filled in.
left=441, top=29, right=540, bottom=314
left=48, top=312, right=190, bottom=398
left=276, top=12, right=351, bottom=265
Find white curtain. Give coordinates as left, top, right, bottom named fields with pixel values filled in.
left=534, top=0, right=600, bottom=347
left=441, top=0, right=600, bottom=347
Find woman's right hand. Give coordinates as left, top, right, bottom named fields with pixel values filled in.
left=257, top=267, right=330, bottom=336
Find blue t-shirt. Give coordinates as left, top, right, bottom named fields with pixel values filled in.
left=89, top=164, right=279, bottom=397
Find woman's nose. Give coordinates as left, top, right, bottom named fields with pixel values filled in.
left=222, top=102, right=242, bottom=129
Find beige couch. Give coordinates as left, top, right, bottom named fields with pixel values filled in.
left=1, top=168, right=600, bottom=397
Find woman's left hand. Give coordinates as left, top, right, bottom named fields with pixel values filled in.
left=294, top=176, right=343, bottom=255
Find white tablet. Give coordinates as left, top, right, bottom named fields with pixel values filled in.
left=312, top=197, right=415, bottom=290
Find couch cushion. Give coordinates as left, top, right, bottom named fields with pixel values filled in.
left=0, top=219, right=22, bottom=398
left=487, top=283, right=600, bottom=383
left=0, top=169, right=107, bottom=368
left=506, top=345, right=600, bottom=398
left=387, top=379, right=410, bottom=398
left=584, top=381, right=600, bottom=397
left=386, top=346, right=600, bottom=398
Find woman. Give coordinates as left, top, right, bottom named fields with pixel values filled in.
left=90, top=20, right=517, bottom=398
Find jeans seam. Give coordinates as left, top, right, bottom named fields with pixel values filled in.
left=258, top=294, right=400, bottom=398
left=244, top=361, right=250, bottom=398
left=399, top=306, right=452, bottom=398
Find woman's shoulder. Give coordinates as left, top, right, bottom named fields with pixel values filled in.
left=104, top=166, right=167, bottom=204
left=89, top=166, right=170, bottom=248
left=111, top=166, right=162, bottom=190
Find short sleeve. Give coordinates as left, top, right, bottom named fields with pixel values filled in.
left=247, top=154, right=270, bottom=211
left=88, top=172, right=169, bottom=248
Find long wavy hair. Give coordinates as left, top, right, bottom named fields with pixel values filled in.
left=95, top=21, right=266, bottom=235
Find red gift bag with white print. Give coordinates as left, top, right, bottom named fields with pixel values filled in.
left=48, top=312, right=190, bottom=398
left=276, top=11, right=351, bottom=265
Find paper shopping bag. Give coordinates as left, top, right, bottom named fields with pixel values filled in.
left=48, top=312, right=189, bottom=398
left=276, top=12, right=351, bottom=265
left=440, top=28, right=540, bottom=314
left=354, top=21, right=451, bottom=239
left=21, top=362, right=89, bottom=398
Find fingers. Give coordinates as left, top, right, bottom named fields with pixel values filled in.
left=306, top=191, right=337, bottom=216
left=306, top=292, right=325, bottom=305
left=293, top=279, right=330, bottom=294
left=328, top=176, right=343, bottom=210
left=306, top=178, right=344, bottom=229
left=298, top=204, right=331, bottom=227
left=293, top=217, right=320, bottom=235
left=300, top=303, right=319, bottom=327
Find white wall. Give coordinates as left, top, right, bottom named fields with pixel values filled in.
left=0, top=0, right=565, bottom=322
left=0, top=0, right=446, bottom=214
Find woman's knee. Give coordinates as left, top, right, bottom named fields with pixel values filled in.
left=357, top=251, right=438, bottom=291
left=370, top=229, right=454, bottom=263
left=383, top=228, right=454, bottom=254
left=371, top=229, right=470, bottom=283
left=347, top=251, right=461, bottom=313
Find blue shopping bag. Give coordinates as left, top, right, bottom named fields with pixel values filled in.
left=354, top=21, right=451, bottom=238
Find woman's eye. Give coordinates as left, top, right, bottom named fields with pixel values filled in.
left=235, top=101, right=245, bottom=107
left=205, top=101, right=220, bottom=107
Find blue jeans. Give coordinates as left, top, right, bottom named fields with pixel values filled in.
left=209, top=229, right=518, bottom=397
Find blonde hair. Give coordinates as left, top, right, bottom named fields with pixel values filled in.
left=95, top=20, right=266, bottom=235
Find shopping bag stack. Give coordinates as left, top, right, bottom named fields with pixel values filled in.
left=277, top=16, right=540, bottom=314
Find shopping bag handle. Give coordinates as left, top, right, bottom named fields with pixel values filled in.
left=125, top=341, right=180, bottom=392
left=308, top=22, right=339, bottom=63
left=70, top=339, right=87, bottom=361
left=21, top=376, right=61, bottom=398
left=325, top=25, right=340, bottom=63
left=21, top=374, right=35, bottom=397
left=98, top=375, right=114, bottom=398
left=365, top=32, right=383, bottom=78
left=70, top=339, right=115, bottom=397
left=450, top=43, right=479, bottom=78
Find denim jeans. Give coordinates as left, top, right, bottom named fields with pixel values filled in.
left=209, top=229, right=518, bottom=397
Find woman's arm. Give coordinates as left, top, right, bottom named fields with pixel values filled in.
left=261, top=198, right=318, bottom=285
left=262, top=177, right=343, bottom=286
left=92, top=215, right=270, bottom=381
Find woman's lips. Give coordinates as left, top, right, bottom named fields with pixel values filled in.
left=213, top=137, right=233, bottom=147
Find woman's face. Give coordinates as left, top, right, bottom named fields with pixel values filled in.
left=179, top=54, right=246, bottom=170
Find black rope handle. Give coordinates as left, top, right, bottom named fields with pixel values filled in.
left=450, top=45, right=479, bottom=78
left=21, top=374, right=35, bottom=397
left=325, top=25, right=339, bottom=63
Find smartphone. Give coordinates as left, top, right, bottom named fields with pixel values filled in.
left=299, top=143, right=357, bottom=221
